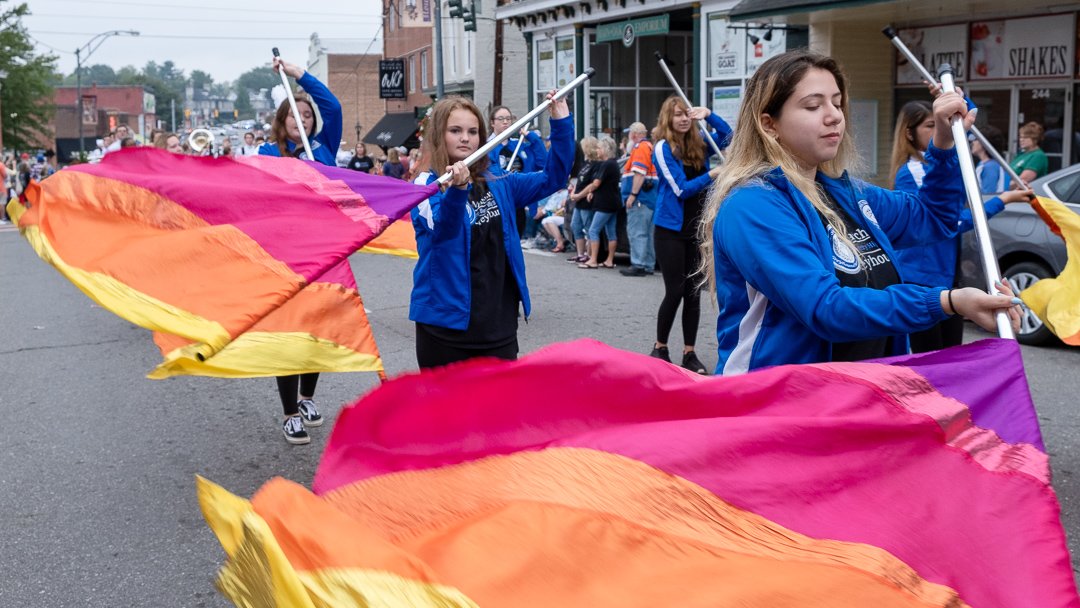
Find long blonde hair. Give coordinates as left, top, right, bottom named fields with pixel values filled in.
left=652, top=96, right=706, bottom=170
left=889, top=100, right=932, bottom=182
left=415, top=96, right=489, bottom=194
left=698, top=50, right=859, bottom=293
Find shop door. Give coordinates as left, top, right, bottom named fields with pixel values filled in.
left=1018, top=86, right=1067, bottom=172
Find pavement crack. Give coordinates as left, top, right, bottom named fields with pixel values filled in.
left=0, top=337, right=128, bottom=356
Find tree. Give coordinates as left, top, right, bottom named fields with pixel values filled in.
left=0, top=1, right=59, bottom=152
left=190, top=69, right=213, bottom=91
left=236, top=65, right=277, bottom=101
left=60, top=63, right=116, bottom=86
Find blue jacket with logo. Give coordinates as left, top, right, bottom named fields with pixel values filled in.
left=652, top=112, right=732, bottom=231
left=712, top=143, right=963, bottom=375
left=257, top=72, right=342, bottom=167
left=893, top=156, right=1006, bottom=288
left=409, top=115, right=574, bottom=330
left=487, top=130, right=548, bottom=174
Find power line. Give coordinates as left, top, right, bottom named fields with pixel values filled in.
left=31, top=30, right=382, bottom=43
left=29, top=0, right=379, bottom=18
left=26, top=32, right=74, bottom=55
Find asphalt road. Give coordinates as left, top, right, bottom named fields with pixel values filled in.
left=2, top=228, right=1079, bottom=606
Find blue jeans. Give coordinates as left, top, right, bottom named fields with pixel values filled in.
left=626, top=203, right=655, bottom=270
left=571, top=208, right=594, bottom=240
left=587, top=210, right=618, bottom=242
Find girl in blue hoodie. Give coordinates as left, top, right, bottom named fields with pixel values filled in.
left=410, top=92, right=573, bottom=369
left=698, top=50, right=1022, bottom=375
left=890, top=100, right=1031, bottom=352
left=257, top=56, right=343, bottom=444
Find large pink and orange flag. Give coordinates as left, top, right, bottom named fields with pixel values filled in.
left=1021, top=196, right=1080, bottom=344
left=199, top=338, right=1078, bottom=607
left=6, top=148, right=437, bottom=378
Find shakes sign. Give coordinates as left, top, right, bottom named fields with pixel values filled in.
left=969, top=15, right=1074, bottom=80
left=379, top=60, right=406, bottom=99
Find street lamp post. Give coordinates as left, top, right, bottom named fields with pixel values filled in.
left=355, top=121, right=361, bottom=146
left=0, top=69, right=7, bottom=153
left=9, top=112, right=17, bottom=155
left=76, top=30, right=139, bottom=156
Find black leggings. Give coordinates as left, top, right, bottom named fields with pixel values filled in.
left=276, top=373, right=319, bottom=416
left=908, top=314, right=964, bottom=353
left=654, top=227, right=702, bottom=347
left=416, top=325, right=518, bottom=369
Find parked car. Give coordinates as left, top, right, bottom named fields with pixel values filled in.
left=958, top=163, right=1080, bottom=345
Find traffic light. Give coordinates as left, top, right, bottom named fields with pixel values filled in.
left=462, top=1, right=476, bottom=31
left=447, top=0, right=464, bottom=18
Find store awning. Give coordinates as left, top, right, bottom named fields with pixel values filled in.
left=363, top=113, right=420, bottom=149
left=728, top=0, right=892, bottom=21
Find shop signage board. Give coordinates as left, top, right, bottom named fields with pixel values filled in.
left=596, top=15, right=669, bottom=47
left=894, top=24, right=968, bottom=85
left=969, top=15, right=1074, bottom=80
left=537, top=38, right=555, bottom=91
left=707, top=15, right=788, bottom=80
left=379, top=60, right=406, bottom=99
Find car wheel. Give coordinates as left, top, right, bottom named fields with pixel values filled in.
left=1002, top=261, right=1054, bottom=346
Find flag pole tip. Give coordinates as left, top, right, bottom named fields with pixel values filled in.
left=882, top=25, right=897, bottom=38
left=937, top=63, right=954, bottom=78
left=272, top=47, right=280, bottom=57
left=584, top=67, right=596, bottom=79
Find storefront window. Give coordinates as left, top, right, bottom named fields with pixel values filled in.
left=639, top=36, right=688, bottom=88
left=1019, top=86, right=1066, bottom=172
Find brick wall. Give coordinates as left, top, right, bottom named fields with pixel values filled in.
left=327, top=54, right=384, bottom=149
left=383, top=0, right=434, bottom=113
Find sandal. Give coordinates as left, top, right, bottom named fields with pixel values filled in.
left=577, top=262, right=599, bottom=269
left=601, top=262, right=615, bottom=269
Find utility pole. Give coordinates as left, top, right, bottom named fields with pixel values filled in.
left=75, top=30, right=139, bottom=155
left=170, top=98, right=176, bottom=133
left=493, top=0, right=503, bottom=106
left=434, top=0, right=445, bottom=98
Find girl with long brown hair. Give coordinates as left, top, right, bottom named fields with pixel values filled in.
left=698, top=50, right=1022, bottom=375
left=650, top=95, right=732, bottom=374
left=257, top=56, right=343, bottom=444
left=408, top=92, right=574, bottom=368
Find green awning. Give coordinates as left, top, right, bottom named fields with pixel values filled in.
left=728, top=0, right=893, bottom=21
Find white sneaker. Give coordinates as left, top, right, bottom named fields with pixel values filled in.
left=281, top=415, right=310, bottom=445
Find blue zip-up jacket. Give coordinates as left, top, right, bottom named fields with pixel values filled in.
left=487, top=130, right=548, bottom=173
left=652, top=112, right=733, bottom=231
left=409, top=114, right=574, bottom=330
left=713, top=143, right=963, bottom=375
left=893, top=155, right=1005, bottom=287
left=258, top=72, right=342, bottom=167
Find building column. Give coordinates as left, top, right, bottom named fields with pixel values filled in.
left=575, top=23, right=585, bottom=136
left=525, top=31, right=534, bottom=110
left=692, top=2, right=701, bottom=105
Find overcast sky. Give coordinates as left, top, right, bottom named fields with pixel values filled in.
left=24, top=0, right=383, bottom=82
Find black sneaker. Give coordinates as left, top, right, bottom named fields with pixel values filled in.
left=282, top=415, right=310, bottom=445
left=682, top=351, right=707, bottom=375
left=620, top=266, right=649, bottom=277
left=297, top=399, right=323, bottom=427
left=649, top=345, right=671, bottom=363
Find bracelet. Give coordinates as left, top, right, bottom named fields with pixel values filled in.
left=630, top=192, right=640, bottom=197
left=947, top=289, right=957, bottom=316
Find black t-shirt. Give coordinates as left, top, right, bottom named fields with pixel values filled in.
left=497, top=145, right=526, bottom=173
left=418, top=187, right=519, bottom=348
left=590, top=159, right=622, bottom=213
left=817, top=190, right=901, bottom=362
left=574, top=161, right=596, bottom=211
left=347, top=155, right=374, bottom=173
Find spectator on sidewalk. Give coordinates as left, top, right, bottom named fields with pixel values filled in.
left=619, top=122, right=659, bottom=277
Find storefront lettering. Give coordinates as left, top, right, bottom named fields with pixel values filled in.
left=927, top=52, right=965, bottom=78
left=715, top=53, right=737, bottom=72
left=1009, top=45, right=1069, bottom=77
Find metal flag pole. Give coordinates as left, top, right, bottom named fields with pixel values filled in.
left=505, top=121, right=534, bottom=171
left=938, top=63, right=1014, bottom=339
left=882, top=26, right=1027, bottom=189
left=436, top=68, right=595, bottom=185
left=654, top=51, right=724, bottom=163
left=272, top=47, right=314, bottom=160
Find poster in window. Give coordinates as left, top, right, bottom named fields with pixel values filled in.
left=745, top=29, right=786, bottom=75
left=711, top=86, right=741, bottom=127
left=537, top=38, right=555, bottom=91
left=895, top=24, right=967, bottom=85
left=555, top=37, right=575, bottom=88
left=970, top=16, right=1074, bottom=80
left=708, top=16, right=744, bottom=79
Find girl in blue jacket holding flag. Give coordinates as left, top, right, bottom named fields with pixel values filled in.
left=257, top=56, right=343, bottom=444
left=650, top=96, right=732, bottom=374
left=699, top=50, right=1022, bottom=375
left=410, top=92, right=573, bottom=369
left=890, top=100, right=1031, bottom=352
